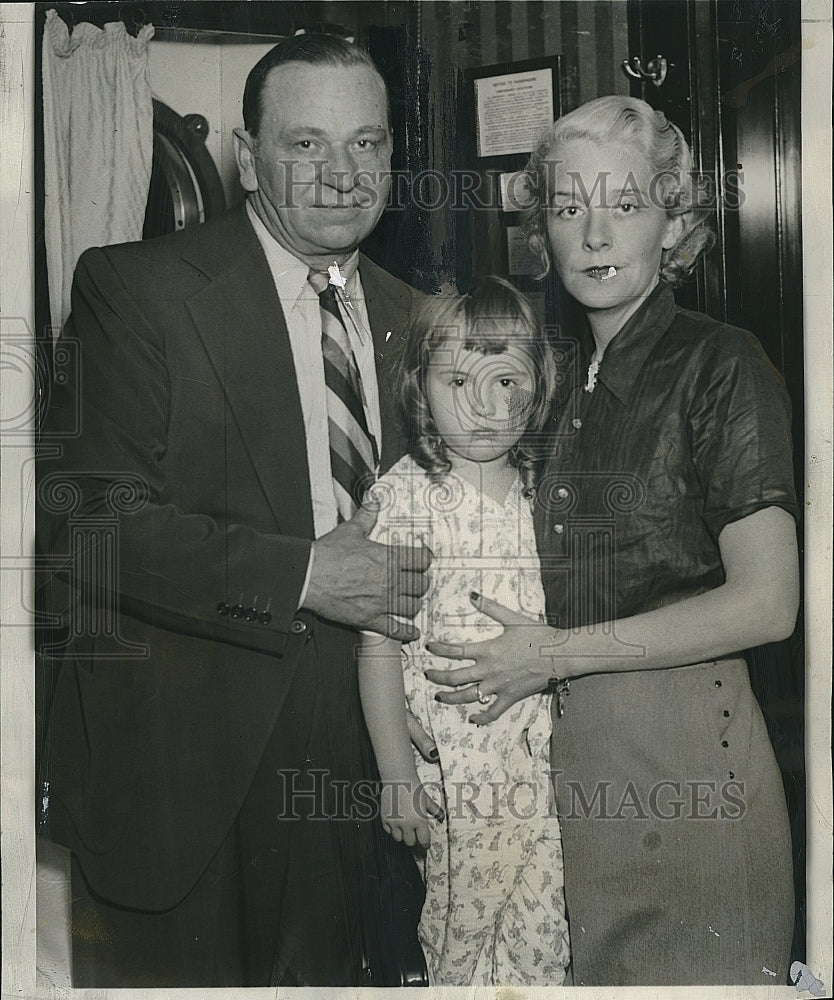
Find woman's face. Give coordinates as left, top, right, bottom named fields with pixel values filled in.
left=545, top=137, right=682, bottom=340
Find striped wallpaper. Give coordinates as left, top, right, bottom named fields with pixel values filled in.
left=412, top=1, right=632, bottom=288
left=447, top=0, right=630, bottom=107
left=352, top=1, right=634, bottom=289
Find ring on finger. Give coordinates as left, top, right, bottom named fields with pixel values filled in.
left=475, top=683, right=492, bottom=706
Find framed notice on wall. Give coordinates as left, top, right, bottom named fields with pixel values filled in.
left=458, top=56, right=560, bottom=292
left=505, top=226, right=540, bottom=276
left=470, top=57, right=561, bottom=160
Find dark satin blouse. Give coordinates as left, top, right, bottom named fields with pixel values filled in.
left=534, top=282, right=798, bottom=628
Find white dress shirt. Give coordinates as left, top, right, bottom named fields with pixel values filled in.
left=246, top=203, right=383, bottom=604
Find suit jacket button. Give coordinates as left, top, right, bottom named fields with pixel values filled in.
left=291, top=619, right=307, bottom=634
left=216, top=602, right=229, bottom=615
left=259, top=611, right=272, bottom=625
left=244, top=607, right=258, bottom=621
left=230, top=604, right=243, bottom=618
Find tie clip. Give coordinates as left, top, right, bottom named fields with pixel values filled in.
left=328, top=262, right=352, bottom=308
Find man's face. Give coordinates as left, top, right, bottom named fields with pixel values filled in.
left=234, top=61, right=393, bottom=265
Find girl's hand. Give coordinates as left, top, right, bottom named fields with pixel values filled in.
left=380, top=778, right=444, bottom=849
left=405, top=709, right=439, bottom=762
left=425, top=592, right=564, bottom=724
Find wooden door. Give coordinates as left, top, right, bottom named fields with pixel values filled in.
left=625, top=0, right=803, bottom=467
left=627, top=0, right=806, bottom=966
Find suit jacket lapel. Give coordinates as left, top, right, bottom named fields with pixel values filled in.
left=179, top=216, right=414, bottom=527
left=360, top=255, right=414, bottom=469
left=361, top=254, right=413, bottom=357
left=183, top=211, right=314, bottom=538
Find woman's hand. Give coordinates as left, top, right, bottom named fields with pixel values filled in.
left=424, top=592, right=563, bottom=724
left=424, top=508, right=799, bottom=723
left=380, top=777, right=444, bottom=849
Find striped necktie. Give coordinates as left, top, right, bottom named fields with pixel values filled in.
left=308, top=269, right=379, bottom=520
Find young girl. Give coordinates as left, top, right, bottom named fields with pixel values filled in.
left=357, top=277, right=570, bottom=986
left=426, top=97, right=799, bottom=985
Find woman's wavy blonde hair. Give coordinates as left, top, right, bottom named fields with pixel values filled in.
left=523, top=96, right=715, bottom=284
left=393, top=277, right=556, bottom=497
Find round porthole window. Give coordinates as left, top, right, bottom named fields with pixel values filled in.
left=143, top=99, right=226, bottom=239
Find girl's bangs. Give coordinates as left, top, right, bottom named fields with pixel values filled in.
left=463, top=323, right=512, bottom=355
left=432, top=318, right=534, bottom=357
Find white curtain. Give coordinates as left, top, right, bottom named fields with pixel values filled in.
left=42, top=10, right=154, bottom=334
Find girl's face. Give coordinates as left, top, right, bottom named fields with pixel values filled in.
left=545, top=137, right=683, bottom=339
left=424, top=333, right=536, bottom=466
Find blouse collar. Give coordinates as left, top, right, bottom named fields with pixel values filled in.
left=571, top=283, right=678, bottom=404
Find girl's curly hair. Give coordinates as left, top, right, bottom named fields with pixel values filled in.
left=392, top=277, right=556, bottom=497
left=523, top=96, right=715, bottom=284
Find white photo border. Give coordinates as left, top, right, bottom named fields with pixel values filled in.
left=2, top=3, right=831, bottom=998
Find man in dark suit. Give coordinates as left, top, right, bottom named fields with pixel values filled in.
left=37, top=33, right=432, bottom=988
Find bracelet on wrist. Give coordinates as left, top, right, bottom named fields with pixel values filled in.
left=547, top=676, right=571, bottom=718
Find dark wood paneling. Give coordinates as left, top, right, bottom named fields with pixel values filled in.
left=629, top=0, right=805, bottom=968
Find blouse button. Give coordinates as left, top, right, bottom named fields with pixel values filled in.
left=291, top=619, right=307, bottom=635
left=721, top=740, right=729, bottom=748
left=723, top=710, right=730, bottom=717
left=714, top=679, right=722, bottom=687
left=572, top=418, right=582, bottom=429
left=556, top=487, right=569, bottom=499
left=728, top=771, right=735, bottom=779
left=553, top=523, right=565, bottom=534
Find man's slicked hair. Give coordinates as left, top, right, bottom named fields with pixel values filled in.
left=242, top=33, right=389, bottom=137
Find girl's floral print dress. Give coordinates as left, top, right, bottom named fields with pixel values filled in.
left=367, top=455, right=571, bottom=986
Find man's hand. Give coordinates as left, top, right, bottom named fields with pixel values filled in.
left=302, top=505, right=431, bottom=640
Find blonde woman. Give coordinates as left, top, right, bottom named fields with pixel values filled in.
left=427, top=97, right=798, bottom=986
